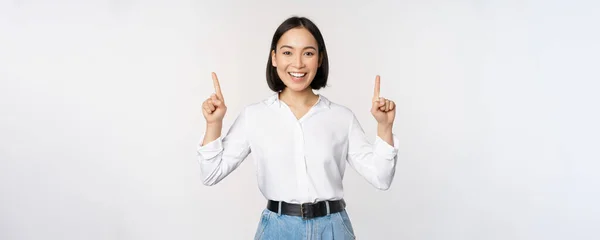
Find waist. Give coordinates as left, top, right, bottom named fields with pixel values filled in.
left=266, top=199, right=346, bottom=219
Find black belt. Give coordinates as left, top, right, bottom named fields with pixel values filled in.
left=267, top=199, right=346, bottom=219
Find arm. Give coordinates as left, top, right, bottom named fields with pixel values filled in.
left=198, top=108, right=251, bottom=186
left=347, top=114, right=399, bottom=190
left=346, top=74, right=399, bottom=190
left=202, top=122, right=222, bottom=146
left=198, top=72, right=251, bottom=186
left=377, top=123, right=394, bottom=146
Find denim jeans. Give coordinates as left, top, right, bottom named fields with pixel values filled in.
left=254, top=208, right=356, bottom=240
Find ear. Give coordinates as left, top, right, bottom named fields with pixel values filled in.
left=271, top=50, right=277, bottom=67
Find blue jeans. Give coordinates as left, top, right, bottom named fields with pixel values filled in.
left=254, top=208, right=356, bottom=240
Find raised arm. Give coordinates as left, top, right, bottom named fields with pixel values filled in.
left=202, top=72, right=227, bottom=146
left=347, top=75, right=399, bottom=190
left=198, top=72, right=251, bottom=186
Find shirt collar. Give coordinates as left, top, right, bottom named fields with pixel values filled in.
left=264, top=92, right=331, bottom=109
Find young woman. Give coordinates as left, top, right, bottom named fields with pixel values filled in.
left=198, top=16, right=399, bottom=240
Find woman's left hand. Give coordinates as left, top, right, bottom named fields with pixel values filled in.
left=371, top=75, right=396, bottom=125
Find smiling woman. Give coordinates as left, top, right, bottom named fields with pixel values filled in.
left=266, top=17, right=328, bottom=93
left=198, top=16, right=399, bottom=240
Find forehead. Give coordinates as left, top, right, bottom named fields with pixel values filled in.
left=277, top=27, right=318, bottom=48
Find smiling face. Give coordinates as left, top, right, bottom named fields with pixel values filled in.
left=271, top=27, right=322, bottom=92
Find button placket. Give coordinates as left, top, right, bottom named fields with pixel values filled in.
left=281, top=101, right=314, bottom=202
left=292, top=120, right=308, bottom=201
left=297, top=121, right=312, bottom=200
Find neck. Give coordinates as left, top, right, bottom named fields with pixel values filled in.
left=279, top=88, right=318, bottom=108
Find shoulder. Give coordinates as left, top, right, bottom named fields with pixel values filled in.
left=319, top=95, right=356, bottom=119
left=236, top=93, right=278, bottom=116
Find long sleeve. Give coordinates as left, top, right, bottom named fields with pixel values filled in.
left=346, top=113, right=399, bottom=190
left=197, top=107, right=251, bottom=186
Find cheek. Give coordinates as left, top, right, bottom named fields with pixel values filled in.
left=309, top=55, right=320, bottom=64
left=275, top=58, right=289, bottom=70
left=275, top=65, right=288, bottom=79
left=307, top=58, right=320, bottom=70
left=276, top=65, right=287, bottom=74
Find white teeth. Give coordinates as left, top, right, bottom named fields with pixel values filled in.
left=289, top=72, right=306, bottom=77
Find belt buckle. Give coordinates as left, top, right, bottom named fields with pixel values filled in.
left=301, top=202, right=314, bottom=219
left=301, top=203, right=310, bottom=219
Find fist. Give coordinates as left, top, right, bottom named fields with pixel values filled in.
left=370, top=75, right=396, bottom=125
left=202, top=72, right=227, bottom=124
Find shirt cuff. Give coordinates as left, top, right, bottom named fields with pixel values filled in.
left=373, top=134, right=399, bottom=160
left=197, top=135, right=224, bottom=160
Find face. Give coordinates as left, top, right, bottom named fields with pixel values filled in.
left=271, top=27, right=322, bottom=92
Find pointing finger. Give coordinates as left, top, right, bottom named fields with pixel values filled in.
left=373, top=75, right=381, bottom=100
left=212, top=72, right=224, bottom=100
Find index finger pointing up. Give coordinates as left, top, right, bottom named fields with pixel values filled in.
left=212, top=72, right=224, bottom=100
left=373, top=75, right=381, bottom=100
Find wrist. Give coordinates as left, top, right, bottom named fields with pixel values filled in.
left=206, top=121, right=223, bottom=128
left=202, top=122, right=223, bottom=146
left=206, top=122, right=223, bottom=136
left=377, top=123, right=393, bottom=137
left=377, top=123, right=394, bottom=146
left=377, top=123, right=393, bottom=131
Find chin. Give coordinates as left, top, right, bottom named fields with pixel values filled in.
left=283, top=81, right=311, bottom=92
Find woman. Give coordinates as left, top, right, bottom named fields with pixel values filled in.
left=198, top=16, right=399, bottom=240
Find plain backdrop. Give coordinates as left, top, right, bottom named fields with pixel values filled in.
left=1, top=0, right=599, bottom=239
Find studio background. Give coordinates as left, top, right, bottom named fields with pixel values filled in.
left=1, top=0, right=598, bottom=239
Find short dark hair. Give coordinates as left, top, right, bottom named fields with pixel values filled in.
left=266, top=16, right=329, bottom=92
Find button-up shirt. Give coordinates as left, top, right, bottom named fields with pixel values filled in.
left=197, top=93, right=399, bottom=204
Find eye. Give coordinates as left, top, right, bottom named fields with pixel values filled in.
left=304, top=52, right=315, bottom=56
left=282, top=51, right=292, bottom=55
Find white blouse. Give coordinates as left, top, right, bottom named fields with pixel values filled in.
left=197, top=93, right=399, bottom=204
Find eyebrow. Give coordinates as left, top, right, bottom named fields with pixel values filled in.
left=280, top=45, right=317, bottom=51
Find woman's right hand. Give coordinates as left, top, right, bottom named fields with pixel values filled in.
left=202, top=72, right=227, bottom=124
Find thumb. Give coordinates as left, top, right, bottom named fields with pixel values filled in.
left=213, top=99, right=225, bottom=108
left=210, top=94, right=225, bottom=108
left=371, top=97, right=383, bottom=111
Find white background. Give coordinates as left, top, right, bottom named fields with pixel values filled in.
left=1, top=0, right=599, bottom=239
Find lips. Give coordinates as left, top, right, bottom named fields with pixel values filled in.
left=288, top=72, right=307, bottom=82
left=289, top=72, right=306, bottom=77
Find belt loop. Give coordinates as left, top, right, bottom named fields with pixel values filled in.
left=277, top=201, right=282, bottom=216
left=325, top=201, right=331, bottom=215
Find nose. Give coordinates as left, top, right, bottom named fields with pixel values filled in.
left=292, top=54, right=304, bottom=68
